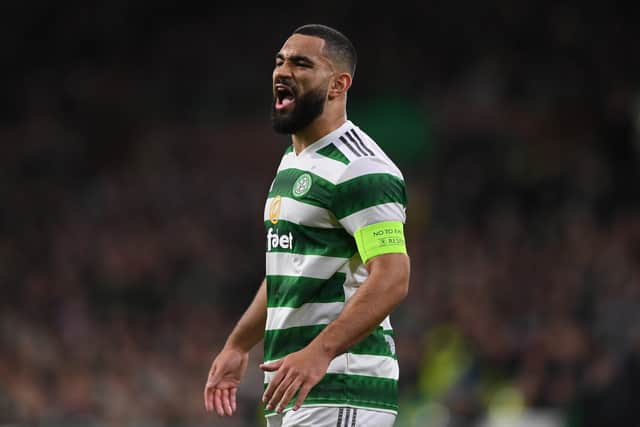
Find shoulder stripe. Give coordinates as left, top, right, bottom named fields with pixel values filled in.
left=344, top=131, right=372, bottom=157
left=348, top=129, right=375, bottom=156
left=339, top=135, right=362, bottom=157
left=345, top=132, right=368, bottom=156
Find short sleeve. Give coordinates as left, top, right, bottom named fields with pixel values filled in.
left=331, top=157, right=407, bottom=236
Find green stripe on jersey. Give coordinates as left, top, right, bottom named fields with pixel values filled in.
left=264, top=373, right=398, bottom=414
left=284, top=145, right=294, bottom=155
left=267, top=273, right=346, bottom=308
left=332, top=173, right=407, bottom=220
left=316, top=143, right=350, bottom=165
left=264, top=325, right=394, bottom=361
left=269, top=169, right=334, bottom=208
left=351, top=327, right=396, bottom=358
left=264, top=220, right=357, bottom=258
left=269, top=170, right=406, bottom=220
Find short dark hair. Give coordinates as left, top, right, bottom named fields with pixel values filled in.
left=293, top=24, right=357, bottom=77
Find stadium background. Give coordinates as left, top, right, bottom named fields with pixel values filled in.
left=2, top=2, right=640, bottom=426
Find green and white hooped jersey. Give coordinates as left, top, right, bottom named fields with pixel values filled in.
left=263, top=120, right=407, bottom=416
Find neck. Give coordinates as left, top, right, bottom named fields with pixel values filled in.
left=292, top=106, right=347, bottom=154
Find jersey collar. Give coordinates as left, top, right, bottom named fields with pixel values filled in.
left=294, top=120, right=354, bottom=157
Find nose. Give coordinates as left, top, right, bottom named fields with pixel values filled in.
left=274, top=62, right=293, bottom=80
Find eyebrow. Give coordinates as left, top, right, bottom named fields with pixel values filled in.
left=275, top=53, right=315, bottom=64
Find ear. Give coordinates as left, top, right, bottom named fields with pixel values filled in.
left=328, top=73, right=352, bottom=100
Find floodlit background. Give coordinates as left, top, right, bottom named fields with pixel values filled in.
left=2, top=2, right=640, bottom=426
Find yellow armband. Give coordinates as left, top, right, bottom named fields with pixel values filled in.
left=354, top=221, right=407, bottom=264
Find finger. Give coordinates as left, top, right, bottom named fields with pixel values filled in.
left=230, top=387, right=238, bottom=412
left=260, top=359, right=283, bottom=372
left=277, top=378, right=303, bottom=413
left=204, top=365, right=218, bottom=411
left=222, top=388, right=233, bottom=416
left=262, top=370, right=285, bottom=405
left=293, top=383, right=313, bottom=411
left=268, top=374, right=295, bottom=411
left=204, top=384, right=213, bottom=412
left=214, top=388, right=224, bottom=416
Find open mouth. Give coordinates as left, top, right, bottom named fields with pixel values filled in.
left=274, top=83, right=296, bottom=111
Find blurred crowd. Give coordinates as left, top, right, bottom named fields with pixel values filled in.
left=0, top=119, right=278, bottom=426
left=2, top=2, right=640, bottom=427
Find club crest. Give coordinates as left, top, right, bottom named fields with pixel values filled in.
left=292, top=173, right=312, bottom=198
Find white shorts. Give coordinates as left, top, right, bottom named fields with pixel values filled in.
left=266, top=406, right=396, bottom=427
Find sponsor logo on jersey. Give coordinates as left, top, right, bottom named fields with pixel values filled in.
left=292, top=173, right=312, bottom=198
left=267, top=227, right=294, bottom=251
left=269, top=196, right=282, bottom=225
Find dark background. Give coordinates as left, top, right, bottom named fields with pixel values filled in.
left=2, top=2, right=640, bottom=426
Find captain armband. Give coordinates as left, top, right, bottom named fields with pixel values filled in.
left=353, top=221, right=407, bottom=264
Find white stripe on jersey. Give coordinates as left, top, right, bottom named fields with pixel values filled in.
left=336, top=156, right=404, bottom=184
left=381, top=317, right=393, bottom=331
left=266, top=302, right=343, bottom=330
left=278, top=150, right=349, bottom=184
left=338, top=202, right=406, bottom=235
left=264, top=353, right=399, bottom=381
left=266, top=252, right=349, bottom=279
left=264, top=197, right=340, bottom=228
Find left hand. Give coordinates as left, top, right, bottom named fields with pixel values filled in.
left=260, top=344, right=332, bottom=413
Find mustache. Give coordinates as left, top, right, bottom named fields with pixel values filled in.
left=274, top=77, right=297, bottom=92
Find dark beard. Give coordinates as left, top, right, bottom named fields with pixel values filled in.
left=271, top=87, right=326, bottom=134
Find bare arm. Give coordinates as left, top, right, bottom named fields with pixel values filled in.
left=204, top=279, right=267, bottom=417
left=224, top=278, right=268, bottom=352
left=313, top=253, right=410, bottom=357
left=261, top=253, right=410, bottom=412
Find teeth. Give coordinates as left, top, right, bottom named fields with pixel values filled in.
left=275, top=92, right=295, bottom=110
left=276, top=87, right=294, bottom=104
left=276, top=85, right=293, bottom=96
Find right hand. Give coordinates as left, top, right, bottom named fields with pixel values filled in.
left=204, top=347, right=249, bottom=416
